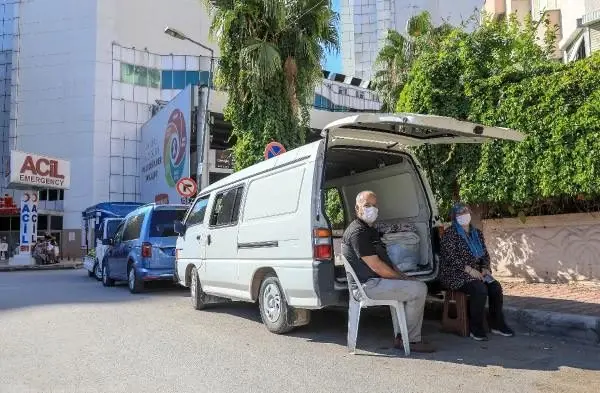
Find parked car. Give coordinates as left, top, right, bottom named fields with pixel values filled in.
left=174, top=113, right=524, bottom=334
left=84, top=218, right=123, bottom=279
left=102, top=203, right=188, bottom=293
left=82, top=202, right=145, bottom=280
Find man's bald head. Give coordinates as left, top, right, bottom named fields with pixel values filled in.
left=355, top=191, right=378, bottom=225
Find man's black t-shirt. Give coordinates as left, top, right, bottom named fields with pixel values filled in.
left=341, top=219, right=395, bottom=283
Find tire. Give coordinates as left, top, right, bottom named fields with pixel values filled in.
left=94, top=261, right=102, bottom=281
left=258, top=275, right=294, bottom=334
left=128, top=265, right=144, bottom=294
left=190, top=267, right=207, bottom=310
left=102, top=264, right=115, bottom=287
left=87, top=269, right=95, bottom=278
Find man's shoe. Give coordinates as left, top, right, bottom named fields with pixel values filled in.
left=491, top=325, right=515, bottom=337
left=470, top=331, right=489, bottom=341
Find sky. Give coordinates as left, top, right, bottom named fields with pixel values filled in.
left=323, top=0, right=342, bottom=73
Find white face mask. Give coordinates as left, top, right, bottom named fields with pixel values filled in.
left=456, top=213, right=471, bottom=227
left=361, top=206, right=379, bottom=224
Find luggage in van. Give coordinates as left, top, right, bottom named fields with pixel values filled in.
left=382, top=231, right=420, bottom=272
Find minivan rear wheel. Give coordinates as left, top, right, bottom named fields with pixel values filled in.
left=259, top=275, right=294, bottom=334
left=190, top=267, right=207, bottom=310
left=128, top=265, right=144, bottom=294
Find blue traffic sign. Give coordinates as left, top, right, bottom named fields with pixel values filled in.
left=264, top=141, right=286, bottom=160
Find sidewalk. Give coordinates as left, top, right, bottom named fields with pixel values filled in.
left=0, top=259, right=83, bottom=272
left=499, top=279, right=600, bottom=344
left=502, top=280, right=600, bottom=318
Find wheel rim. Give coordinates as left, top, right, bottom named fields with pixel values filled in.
left=191, top=271, right=197, bottom=301
left=263, top=282, right=281, bottom=323
left=128, top=269, right=135, bottom=290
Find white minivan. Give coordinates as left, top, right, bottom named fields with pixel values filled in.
left=174, top=113, right=524, bottom=334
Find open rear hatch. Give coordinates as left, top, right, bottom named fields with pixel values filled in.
left=320, top=113, right=524, bottom=283
left=321, top=113, right=525, bottom=149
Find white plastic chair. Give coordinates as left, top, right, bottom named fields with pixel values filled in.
left=343, top=258, right=411, bottom=355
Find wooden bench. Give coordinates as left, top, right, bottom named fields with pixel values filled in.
left=441, top=290, right=489, bottom=337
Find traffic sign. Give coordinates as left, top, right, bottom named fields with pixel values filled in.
left=264, top=141, right=286, bottom=160
left=176, top=177, right=198, bottom=198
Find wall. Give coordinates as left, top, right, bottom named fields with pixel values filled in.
left=482, top=213, right=600, bottom=283
left=15, top=0, right=98, bottom=230
left=341, top=0, right=484, bottom=80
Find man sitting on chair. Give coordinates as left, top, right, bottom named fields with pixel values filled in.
left=341, top=190, right=435, bottom=353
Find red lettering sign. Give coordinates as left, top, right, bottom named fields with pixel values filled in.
left=19, top=156, right=65, bottom=179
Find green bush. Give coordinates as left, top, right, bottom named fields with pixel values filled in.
left=396, top=15, right=600, bottom=218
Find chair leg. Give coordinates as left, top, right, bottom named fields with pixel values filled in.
left=347, top=299, right=361, bottom=353
left=392, top=302, right=411, bottom=356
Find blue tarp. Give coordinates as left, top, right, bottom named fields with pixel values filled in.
left=82, top=202, right=145, bottom=221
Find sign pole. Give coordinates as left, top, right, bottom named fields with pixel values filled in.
left=196, top=85, right=210, bottom=191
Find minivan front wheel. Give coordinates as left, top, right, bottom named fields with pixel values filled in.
left=190, top=267, right=207, bottom=310
left=259, top=275, right=293, bottom=334
left=102, top=264, right=115, bottom=287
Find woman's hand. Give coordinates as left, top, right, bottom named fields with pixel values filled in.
left=465, top=266, right=483, bottom=280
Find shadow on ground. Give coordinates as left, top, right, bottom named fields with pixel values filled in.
left=202, top=301, right=600, bottom=373
left=0, top=269, right=187, bottom=311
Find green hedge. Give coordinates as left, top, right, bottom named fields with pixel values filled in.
left=395, top=17, right=600, bottom=218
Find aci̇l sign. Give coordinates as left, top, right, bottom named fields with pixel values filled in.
left=19, top=192, right=38, bottom=253
left=9, top=151, right=71, bottom=189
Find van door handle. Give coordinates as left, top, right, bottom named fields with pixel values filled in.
left=196, top=235, right=201, bottom=241
left=207, top=234, right=211, bottom=246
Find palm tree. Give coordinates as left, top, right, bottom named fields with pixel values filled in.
left=373, top=11, right=453, bottom=112
left=203, top=0, right=338, bottom=169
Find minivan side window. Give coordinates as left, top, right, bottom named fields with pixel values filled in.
left=186, top=196, right=210, bottom=227
left=209, top=186, right=244, bottom=227
left=122, top=213, right=145, bottom=241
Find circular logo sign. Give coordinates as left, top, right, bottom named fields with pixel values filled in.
left=164, top=109, right=188, bottom=187
left=176, top=177, right=198, bottom=198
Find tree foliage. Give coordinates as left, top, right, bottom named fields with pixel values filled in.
left=392, top=13, right=600, bottom=218
left=203, top=0, right=339, bottom=170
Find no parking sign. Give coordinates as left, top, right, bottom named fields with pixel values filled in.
left=264, top=141, right=286, bottom=160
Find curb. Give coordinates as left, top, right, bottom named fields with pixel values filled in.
left=504, top=306, right=600, bottom=345
left=0, top=263, right=83, bottom=272
left=426, top=298, right=600, bottom=345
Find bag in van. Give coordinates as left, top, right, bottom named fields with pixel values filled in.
left=382, top=231, right=420, bottom=272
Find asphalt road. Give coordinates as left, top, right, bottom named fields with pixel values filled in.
left=0, top=270, right=598, bottom=393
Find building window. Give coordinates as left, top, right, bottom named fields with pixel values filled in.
left=162, top=70, right=213, bottom=90
left=39, top=189, right=64, bottom=201
left=121, top=63, right=160, bottom=88
left=50, top=216, right=63, bottom=230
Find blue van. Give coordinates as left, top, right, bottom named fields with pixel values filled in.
left=101, top=204, right=188, bottom=293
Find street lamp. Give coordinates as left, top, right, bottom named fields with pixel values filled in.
left=164, top=26, right=214, bottom=191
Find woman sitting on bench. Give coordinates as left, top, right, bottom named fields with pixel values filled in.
left=439, top=203, right=514, bottom=341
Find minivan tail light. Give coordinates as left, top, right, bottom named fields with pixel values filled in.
left=141, top=242, right=152, bottom=258
left=314, top=244, right=332, bottom=260
left=313, top=227, right=332, bottom=261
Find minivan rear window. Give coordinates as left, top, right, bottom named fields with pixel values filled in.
left=149, top=209, right=187, bottom=237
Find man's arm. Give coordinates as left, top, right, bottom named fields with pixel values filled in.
left=349, top=230, right=409, bottom=280
left=361, top=255, right=407, bottom=279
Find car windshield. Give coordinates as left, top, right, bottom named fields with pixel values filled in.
left=106, top=220, right=121, bottom=238
left=149, top=209, right=187, bottom=237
